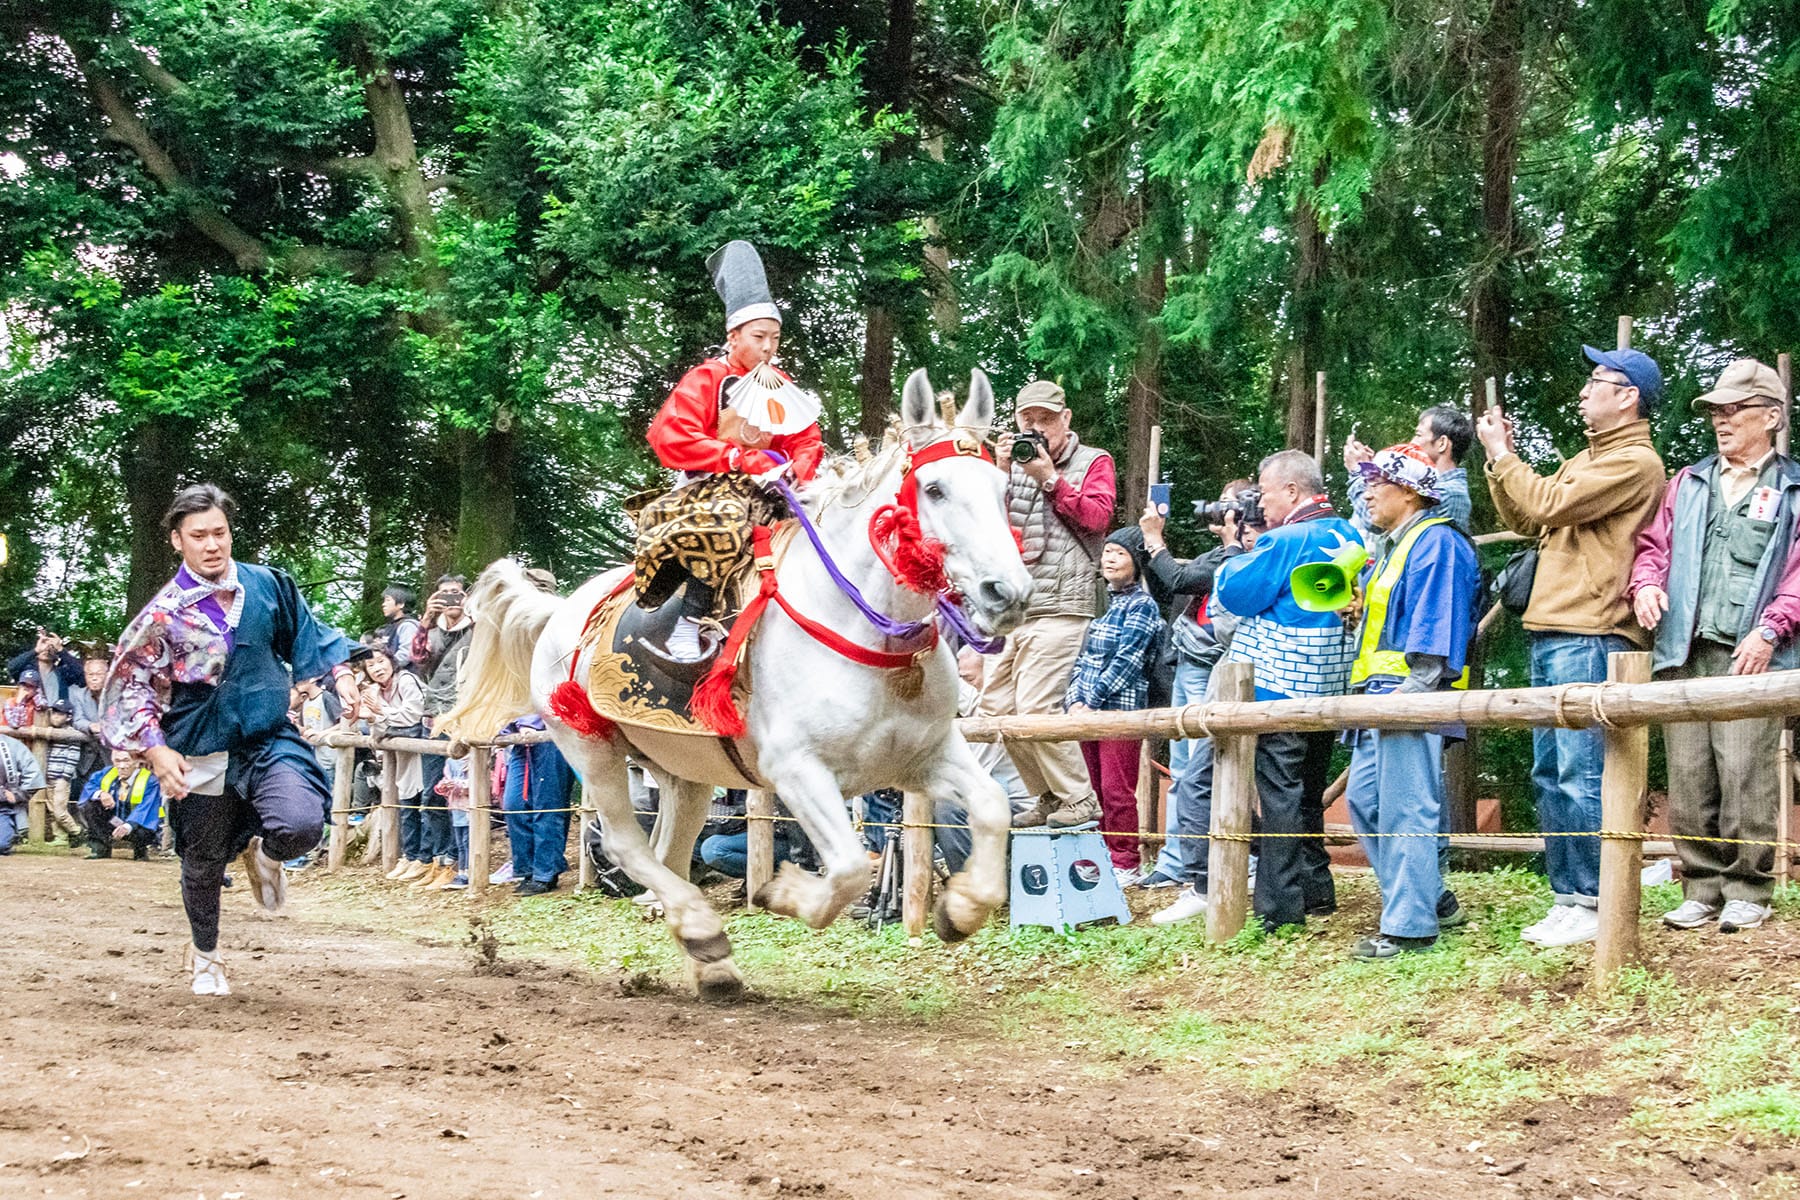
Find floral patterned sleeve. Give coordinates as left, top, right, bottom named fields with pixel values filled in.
left=100, top=607, right=178, bottom=753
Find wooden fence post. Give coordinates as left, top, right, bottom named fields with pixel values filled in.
left=1313, top=371, right=1329, bottom=463
left=1206, top=662, right=1257, bottom=943
left=326, top=744, right=354, bottom=870
left=902, top=789, right=932, bottom=940
left=1779, top=726, right=1794, bottom=891
left=1616, top=314, right=1633, bottom=351
left=1594, top=651, right=1651, bottom=989
left=1776, top=352, right=1791, bottom=458
left=577, top=781, right=597, bottom=891
left=379, top=750, right=400, bottom=871
left=469, top=745, right=492, bottom=895
left=745, top=789, right=774, bottom=908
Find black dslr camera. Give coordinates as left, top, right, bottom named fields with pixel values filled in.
left=1010, top=431, right=1051, bottom=463
left=1194, top=487, right=1265, bottom=528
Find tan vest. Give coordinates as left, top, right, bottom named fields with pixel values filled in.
left=1008, top=436, right=1108, bottom=620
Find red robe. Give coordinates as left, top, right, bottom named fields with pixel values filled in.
left=647, top=357, right=824, bottom=483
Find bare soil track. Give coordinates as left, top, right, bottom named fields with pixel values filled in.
left=0, top=855, right=1776, bottom=1198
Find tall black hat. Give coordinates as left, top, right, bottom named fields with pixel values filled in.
left=705, top=240, right=782, bottom=332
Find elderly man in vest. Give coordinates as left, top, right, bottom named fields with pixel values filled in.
left=985, top=380, right=1118, bottom=829
left=1630, top=358, right=1800, bottom=935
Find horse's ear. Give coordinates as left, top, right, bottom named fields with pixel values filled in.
left=958, top=369, right=994, bottom=435
left=901, top=368, right=939, bottom=443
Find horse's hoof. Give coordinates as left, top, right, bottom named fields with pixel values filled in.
left=933, top=895, right=973, bottom=944
left=694, top=966, right=745, bottom=1005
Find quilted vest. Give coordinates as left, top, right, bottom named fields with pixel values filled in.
left=1007, top=436, right=1108, bottom=621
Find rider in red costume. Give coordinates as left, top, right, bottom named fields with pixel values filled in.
left=634, top=241, right=825, bottom=662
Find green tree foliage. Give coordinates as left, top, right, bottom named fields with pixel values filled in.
left=4, top=0, right=1799, bottom=643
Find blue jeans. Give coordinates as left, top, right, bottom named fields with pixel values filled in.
left=1346, top=728, right=1444, bottom=938
left=700, top=830, right=802, bottom=877
left=504, top=745, right=575, bottom=884
left=1152, top=658, right=1213, bottom=880
left=1529, top=632, right=1630, bottom=906
left=0, top=802, right=22, bottom=853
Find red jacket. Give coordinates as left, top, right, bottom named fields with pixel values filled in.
left=647, top=357, right=824, bottom=482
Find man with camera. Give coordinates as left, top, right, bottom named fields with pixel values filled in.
left=1154, top=450, right=1360, bottom=930
left=1477, top=344, right=1665, bottom=948
left=1135, top=479, right=1254, bottom=888
left=985, top=380, right=1117, bottom=829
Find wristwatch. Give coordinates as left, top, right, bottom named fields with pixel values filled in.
left=1759, top=625, right=1778, bottom=645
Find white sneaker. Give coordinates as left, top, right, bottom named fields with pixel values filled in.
left=1718, top=900, right=1771, bottom=932
left=665, top=617, right=705, bottom=663
left=1520, top=904, right=1568, bottom=944
left=1151, top=886, right=1209, bottom=926
left=187, top=944, right=231, bottom=997
left=1113, top=866, right=1142, bottom=889
left=488, top=861, right=515, bottom=886
left=1661, top=898, right=1720, bottom=930
left=240, top=837, right=288, bottom=915
left=1534, top=904, right=1598, bottom=948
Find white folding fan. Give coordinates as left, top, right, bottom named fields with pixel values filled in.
left=729, top=362, right=820, bottom=436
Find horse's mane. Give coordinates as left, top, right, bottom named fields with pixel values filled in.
left=795, top=427, right=908, bottom=515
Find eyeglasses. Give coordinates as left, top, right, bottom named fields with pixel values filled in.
left=1586, top=371, right=1634, bottom=390
left=1706, top=400, right=1777, bottom=420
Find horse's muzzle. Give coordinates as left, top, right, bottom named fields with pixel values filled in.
left=970, top=575, right=1031, bottom=637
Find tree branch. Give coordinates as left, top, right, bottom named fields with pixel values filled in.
left=76, top=51, right=271, bottom=271
left=117, top=41, right=190, bottom=98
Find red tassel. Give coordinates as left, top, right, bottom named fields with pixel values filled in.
left=869, top=504, right=949, bottom=594
left=690, top=662, right=747, bottom=738
left=548, top=680, right=615, bottom=741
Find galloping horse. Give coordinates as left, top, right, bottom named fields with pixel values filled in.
left=442, top=370, right=1032, bottom=998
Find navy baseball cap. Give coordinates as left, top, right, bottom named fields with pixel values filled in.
left=1583, top=344, right=1664, bottom=409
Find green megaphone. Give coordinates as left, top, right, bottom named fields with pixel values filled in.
left=1289, top=540, right=1369, bottom=612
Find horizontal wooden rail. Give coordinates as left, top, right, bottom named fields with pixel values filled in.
left=957, top=668, right=1800, bottom=743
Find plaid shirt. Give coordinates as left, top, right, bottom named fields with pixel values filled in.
left=1065, top=584, right=1163, bottom=712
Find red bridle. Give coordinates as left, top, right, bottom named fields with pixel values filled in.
left=868, top=430, right=1004, bottom=596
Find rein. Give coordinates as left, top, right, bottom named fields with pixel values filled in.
left=690, top=434, right=1008, bottom=736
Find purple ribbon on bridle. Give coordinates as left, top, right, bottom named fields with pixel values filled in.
left=762, top=451, right=1005, bottom=654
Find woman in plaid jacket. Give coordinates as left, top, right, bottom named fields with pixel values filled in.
left=1065, top=527, right=1165, bottom=880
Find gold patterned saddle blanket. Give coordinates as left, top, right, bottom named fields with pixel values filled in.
left=577, top=522, right=800, bottom=785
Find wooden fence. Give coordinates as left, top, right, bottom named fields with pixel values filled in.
left=6, top=654, right=1799, bottom=991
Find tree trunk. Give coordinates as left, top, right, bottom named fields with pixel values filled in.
left=1121, top=240, right=1167, bottom=524
left=1470, top=0, right=1521, bottom=411
left=359, top=489, right=393, bottom=632
left=122, top=416, right=185, bottom=617
left=856, top=0, right=918, bottom=441
left=454, top=425, right=515, bottom=575
left=859, top=305, right=898, bottom=441
left=1285, top=192, right=1328, bottom=453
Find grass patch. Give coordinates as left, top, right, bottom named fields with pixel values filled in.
left=298, top=866, right=1800, bottom=1154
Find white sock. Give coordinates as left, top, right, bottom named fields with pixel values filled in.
left=666, top=617, right=704, bottom=662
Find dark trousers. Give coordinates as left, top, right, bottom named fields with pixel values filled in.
left=78, top=798, right=153, bottom=853
left=1081, top=738, right=1143, bottom=870
left=1252, top=730, right=1337, bottom=929
left=170, top=764, right=326, bottom=953
left=398, top=791, right=426, bottom=861
left=418, top=737, right=455, bottom=862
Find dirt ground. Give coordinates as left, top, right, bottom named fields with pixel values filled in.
left=0, top=854, right=1781, bottom=1200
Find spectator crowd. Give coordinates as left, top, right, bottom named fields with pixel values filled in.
left=3, top=341, right=1794, bottom=955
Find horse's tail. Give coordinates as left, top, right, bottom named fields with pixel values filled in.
left=435, top=558, right=561, bottom=744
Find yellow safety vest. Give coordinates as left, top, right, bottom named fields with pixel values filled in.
left=101, top=767, right=154, bottom=811
left=1350, top=517, right=1470, bottom=690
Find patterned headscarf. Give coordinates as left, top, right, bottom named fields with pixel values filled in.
left=1355, top=444, right=1443, bottom=503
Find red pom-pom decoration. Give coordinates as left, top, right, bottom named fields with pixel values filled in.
left=548, top=680, right=616, bottom=741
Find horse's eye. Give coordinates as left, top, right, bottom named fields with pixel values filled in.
left=923, top=483, right=946, bottom=502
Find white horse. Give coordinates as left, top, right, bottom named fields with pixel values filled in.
left=443, top=369, right=1033, bottom=999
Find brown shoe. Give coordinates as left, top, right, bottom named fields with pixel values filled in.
left=1046, top=795, right=1101, bottom=828
left=410, top=863, right=451, bottom=889
left=1010, top=796, right=1054, bottom=829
